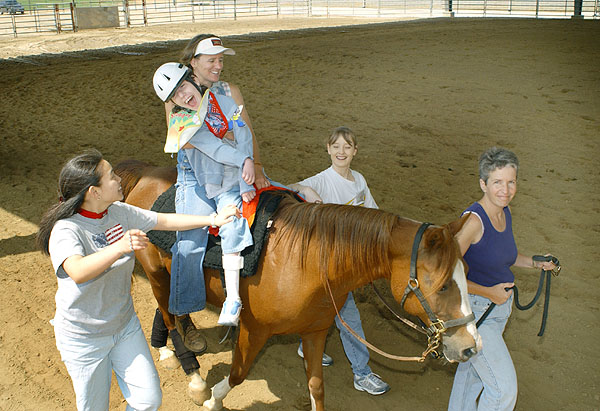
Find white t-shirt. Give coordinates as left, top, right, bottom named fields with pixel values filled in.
left=49, top=202, right=157, bottom=337
left=297, top=166, right=378, bottom=209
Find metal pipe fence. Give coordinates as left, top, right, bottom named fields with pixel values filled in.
left=1, top=0, right=597, bottom=37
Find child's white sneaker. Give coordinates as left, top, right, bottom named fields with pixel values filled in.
left=217, top=299, right=242, bottom=326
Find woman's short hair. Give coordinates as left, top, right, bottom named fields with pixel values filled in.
left=479, top=147, right=519, bottom=182
left=326, top=126, right=357, bottom=147
left=180, top=33, right=218, bottom=66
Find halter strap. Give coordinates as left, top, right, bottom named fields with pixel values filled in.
left=326, top=221, right=475, bottom=362
left=400, top=222, right=474, bottom=335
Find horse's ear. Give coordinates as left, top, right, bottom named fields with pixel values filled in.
left=425, top=226, right=444, bottom=250
left=446, top=214, right=470, bottom=237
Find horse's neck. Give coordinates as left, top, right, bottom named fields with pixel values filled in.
left=327, top=217, right=418, bottom=294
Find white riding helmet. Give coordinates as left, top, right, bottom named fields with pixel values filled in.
left=153, top=62, right=190, bottom=102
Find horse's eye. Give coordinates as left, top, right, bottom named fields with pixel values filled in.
left=439, top=284, right=449, bottom=293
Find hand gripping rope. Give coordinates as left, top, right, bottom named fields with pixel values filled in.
left=476, top=255, right=561, bottom=336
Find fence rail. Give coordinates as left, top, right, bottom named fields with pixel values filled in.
left=1, top=0, right=597, bottom=37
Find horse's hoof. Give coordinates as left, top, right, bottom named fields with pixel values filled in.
left=188, top=372, right=210, bottom=405
left=157, top=346, right=180, bottom=369
left=202, top=397, right=223, bottom=411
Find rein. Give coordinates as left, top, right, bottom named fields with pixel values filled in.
left=475, top=255, right=561, bottom=336
left=325, top=222, right=474, bottom=362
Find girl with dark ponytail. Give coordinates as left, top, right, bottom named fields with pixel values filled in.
left=37, top=149, right=239, bottom=411
left=37, top=149, right=103, bottom=255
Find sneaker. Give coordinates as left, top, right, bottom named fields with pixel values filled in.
left=297, top=343, right=334, bottom=367
left=353, top=373, right=390, bottom=395
left=175, top=315, right=207, bottom=354
left=218, top=299, right=242, bottom=327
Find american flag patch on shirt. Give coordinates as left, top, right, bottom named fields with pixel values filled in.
left=105, top=224, right=124, bottom=244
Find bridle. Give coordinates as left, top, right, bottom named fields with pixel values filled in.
left=326, top=222, right=475, bottom=362
left=397, top=222, right=475, bottom=357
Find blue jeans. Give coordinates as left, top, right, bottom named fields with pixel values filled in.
left=170, top=151, right=217, bottom=315
left=335, top=292, right=372, bottom=377
left=54, top=315, right=162, bottom=411
left=214, top=187, right=253, bottom=254
left=448, top=294, right=517, bottom=411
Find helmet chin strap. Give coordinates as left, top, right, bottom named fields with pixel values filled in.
left=188, top=78, right=208, bottom=95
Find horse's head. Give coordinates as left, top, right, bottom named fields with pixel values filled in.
left=390, top=216, right=481, bottom=363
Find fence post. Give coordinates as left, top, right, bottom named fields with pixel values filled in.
left=54, top=4, right=62, bottom=33
left=70, top=2, right=77, bottom=32
left=11, top=13, right=17, bottom=37
left=124, top=0, right=131, bottom=27
left=535, top=0, right=539, bottom=18
left=234, top=0, right=237, bottom=19
left=571, top=0, right=583, bottom=17
left=142, top=0, right=148, bottom=25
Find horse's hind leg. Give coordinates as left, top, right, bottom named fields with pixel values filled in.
left=299, top=329, right=329, bottom=411
left=203, top=322, right=269, bottom=411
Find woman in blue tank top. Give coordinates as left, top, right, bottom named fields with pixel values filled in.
left=448, top=147, right=557, bottom=411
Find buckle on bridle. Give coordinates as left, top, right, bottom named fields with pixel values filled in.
left=428, top=320, right=447, bottom=335
left=407, top=278, right=419, bottom=291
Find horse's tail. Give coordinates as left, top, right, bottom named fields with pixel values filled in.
left=114, top=159, right=152, bottom=200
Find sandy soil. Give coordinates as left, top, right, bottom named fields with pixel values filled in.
left=0, top=16, right=599, bottom=411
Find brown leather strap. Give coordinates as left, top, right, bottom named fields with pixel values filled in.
left=325, top=277, right=425, bottom=362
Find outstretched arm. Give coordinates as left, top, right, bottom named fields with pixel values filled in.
left=513, top=252, right=557, bottom=271
left=154, top=204, right=240, bottom=231
left=288, top=183, right=323, bottom=203
left=62, top=206, right=240, bottom=284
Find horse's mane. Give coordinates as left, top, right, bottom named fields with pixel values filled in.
left=114, top=159, right=153, bottom=200
left=273, top=196, right=398, bottom=282
left=274, top=194, right=460, bottom=294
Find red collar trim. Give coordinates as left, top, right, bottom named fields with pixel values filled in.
left=78, top=208, right=108, bottom=219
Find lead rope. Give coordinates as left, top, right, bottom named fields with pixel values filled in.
left=324, top=277, right=427, bottom=362
left=476, top=255, right=561, bottom=336
left=370, top=282, right=427, bottom=335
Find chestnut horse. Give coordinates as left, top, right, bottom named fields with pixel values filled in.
left=115, top=160, right=480, bottom=411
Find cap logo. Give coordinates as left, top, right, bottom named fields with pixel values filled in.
left=211, top=38, right=223, bottom=46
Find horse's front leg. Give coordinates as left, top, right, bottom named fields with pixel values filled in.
left=299, top=329, right=329, bottom=411
left=203, top=321, right=269, bottom=411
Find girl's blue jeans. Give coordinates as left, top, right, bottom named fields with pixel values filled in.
left=170, top=154, right=216, bottom=315
left=335, top=292, right=372, bottom=377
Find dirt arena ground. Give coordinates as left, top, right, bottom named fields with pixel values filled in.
left=0, top=16, right=599, bottom=411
